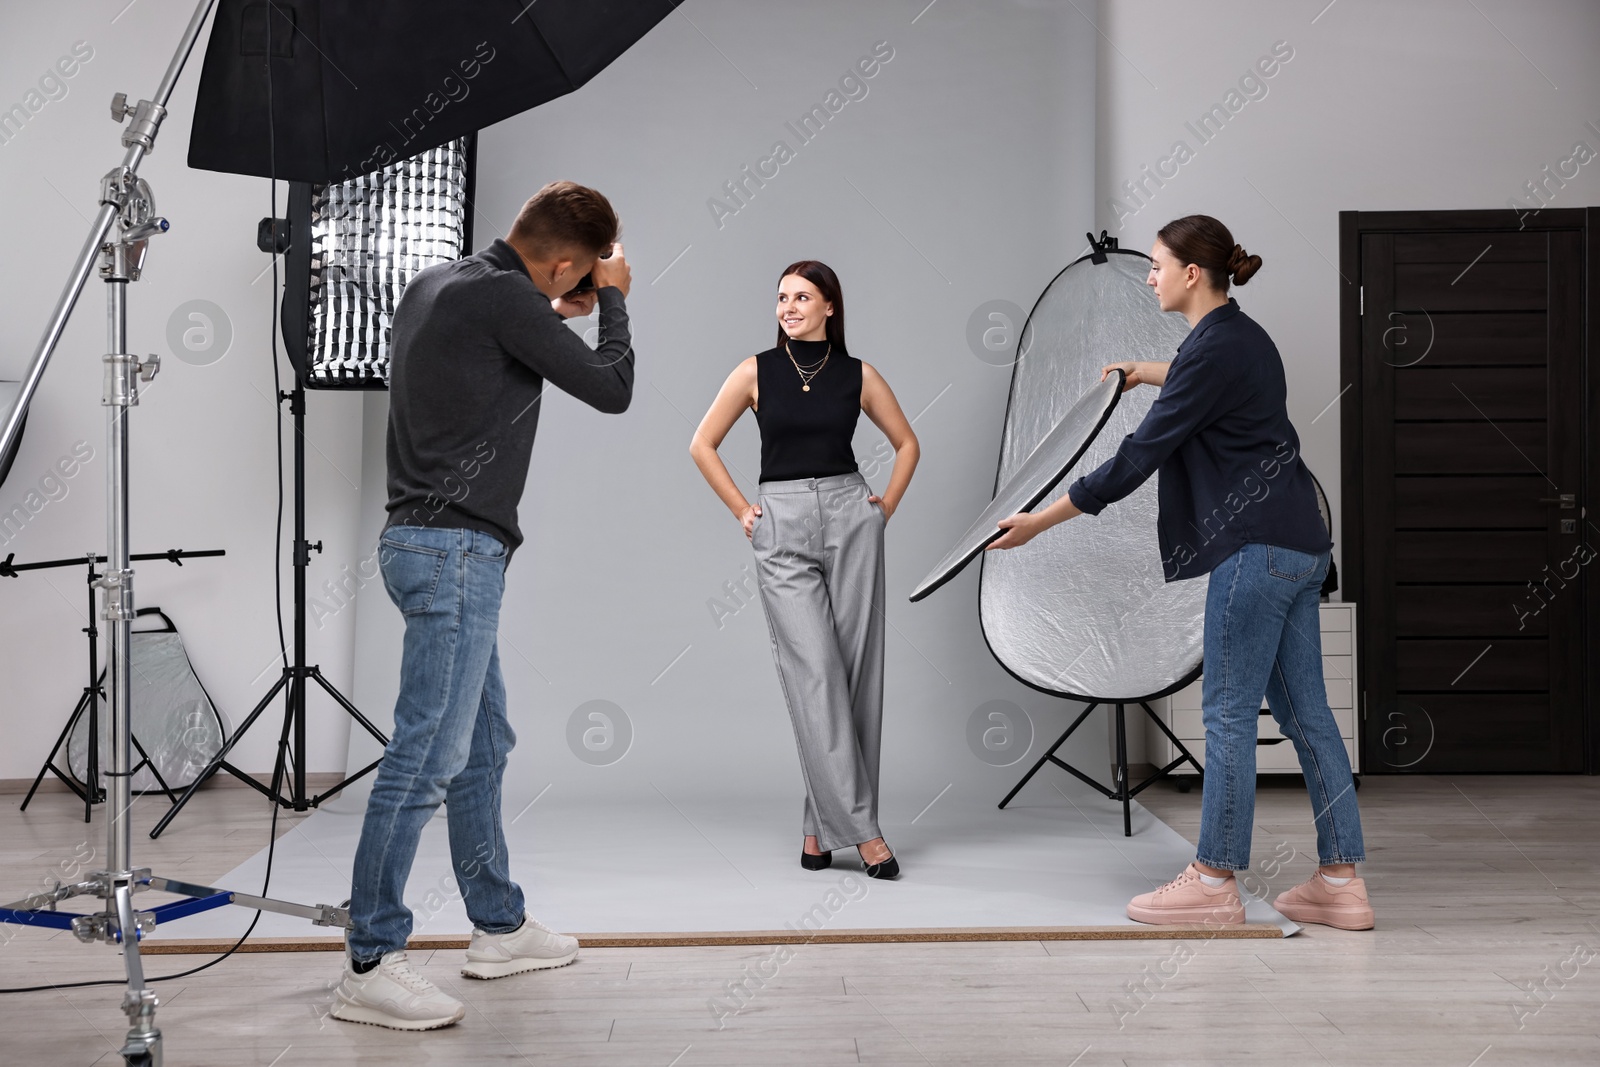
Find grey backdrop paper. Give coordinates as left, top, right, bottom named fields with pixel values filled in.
left=344, top=2, right=1106, bottom=800
left=979, top=251, right=1206, bottom=702
left=908, top=372, right=1123, bottom=603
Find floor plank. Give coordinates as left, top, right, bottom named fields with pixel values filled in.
left=2, top=776, right=1598, bottom=1065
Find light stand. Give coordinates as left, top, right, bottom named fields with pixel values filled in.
left=998, top=700, right=1204, bottom=836
left=0, top=5, right=350, bottom=1064
left=11, top=549, right=225, bottom=822
left=149, top=367, right=390, bottom=838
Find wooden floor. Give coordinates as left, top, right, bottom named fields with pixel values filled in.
left=2, top=775, right=1598, bottom=1065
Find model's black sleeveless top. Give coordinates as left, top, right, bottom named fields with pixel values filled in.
left=753, top=338, right=862, bottom=482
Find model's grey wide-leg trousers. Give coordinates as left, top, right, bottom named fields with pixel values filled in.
left=751, top=471, right=887, bottom=853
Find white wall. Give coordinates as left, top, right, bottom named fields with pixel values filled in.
left=1095, top=0, right=1600, bottom=762
left=1095, top=0, right=1600, bottom=582
left=0, top=3, right=363, bottom=781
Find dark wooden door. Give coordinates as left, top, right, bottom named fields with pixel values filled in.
left=1342, top=210, right=1592, bottom=773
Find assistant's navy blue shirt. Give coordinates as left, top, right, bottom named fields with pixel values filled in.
left=1066, top=298, right=1331, bottom=581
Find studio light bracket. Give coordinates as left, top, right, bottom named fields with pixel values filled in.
left=111, top=92, right=168, bottom=153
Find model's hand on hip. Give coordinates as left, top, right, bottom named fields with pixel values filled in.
left=741, top=503, right=762, bottom=540
left=988, top=511, right=1043, bottom=550
left=868, top=494, right=893, bottom=522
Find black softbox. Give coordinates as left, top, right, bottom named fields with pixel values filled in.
left=188, top=0, right=681, bottom=184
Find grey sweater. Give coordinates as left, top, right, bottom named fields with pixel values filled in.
left=384, top=238, right=634, bottom=560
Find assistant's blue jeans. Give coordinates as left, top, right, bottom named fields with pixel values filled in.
left=347, top=526, right=526, bottom=962
left=1197, top=543, right=1365, bottom=871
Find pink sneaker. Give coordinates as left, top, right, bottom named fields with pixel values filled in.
left=1127, top=864, right=1245, bottom=926
left=1272, top=873, right=1375, bottom=930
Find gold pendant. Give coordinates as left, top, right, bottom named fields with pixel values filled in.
left=802, top=384, right=810, bottom=392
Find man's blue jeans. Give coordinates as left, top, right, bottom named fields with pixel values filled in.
left=347, top=526, right=526, bottom=962
left=1197, top=542, right=1365, bottom=871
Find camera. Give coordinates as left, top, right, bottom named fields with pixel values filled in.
left=567, top=247, right=614, bottom=296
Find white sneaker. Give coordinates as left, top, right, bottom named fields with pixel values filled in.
left=330, top=950, right=466, bottom=1030
left=461, top=912, right=579, bottom=979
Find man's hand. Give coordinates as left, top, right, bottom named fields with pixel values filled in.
left=987, top=511, right=1043, bottom=551
left=551, top=290, right=598, bottom=319
left=591, top=242, right=631, bottom=298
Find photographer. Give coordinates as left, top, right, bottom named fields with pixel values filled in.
left=332, top=181, right=634, bottom=1031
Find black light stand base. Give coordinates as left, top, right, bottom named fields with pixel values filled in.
left=20, top=686, right=105, bottom=821
left=16, top=553, right=220, bottom=821
left=21, top=694, right=180, bottom=820
left=998, top=700, right=1205, bottom=837
left=150, top=665, right=387, bottom=838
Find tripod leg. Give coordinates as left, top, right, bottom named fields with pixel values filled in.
left=149, top=672, right=290, bottom=839
left=270, top=684, right=295, bottom=801
left=87, top=686, right=101, bottom=824
left=21, top=688, right=99, bottom=819
left=311, top=668, right=390, bottom=746
left=1115, top=703, right=1131, bottom=837
left=113, top=881, right=161, bottom=1065
left=1139, top=699, right=1205, bottom=782
left=128, top=733, right=180, bottom=807
left=303, top=671, right=391, bottom=806
left=998, top=703, right=1098, bottom=809
left=21, top=695, right=87, bottom=814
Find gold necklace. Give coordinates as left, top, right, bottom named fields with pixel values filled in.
left=785, top=340, right=830, bottom=392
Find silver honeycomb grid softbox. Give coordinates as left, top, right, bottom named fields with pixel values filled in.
left=300, top=137, right=474, bottom=388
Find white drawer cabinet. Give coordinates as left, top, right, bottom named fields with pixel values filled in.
left=1147, top=601, right=1360, bottom=776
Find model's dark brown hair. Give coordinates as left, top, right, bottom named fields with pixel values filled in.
left=1156, top=215, right=1262, bottom=291
left=509, top=180, right=619, bottom=258
left=775, top=260, right=846, bottom=350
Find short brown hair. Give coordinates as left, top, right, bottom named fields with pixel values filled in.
left=509, top=181, right=619, bottom=258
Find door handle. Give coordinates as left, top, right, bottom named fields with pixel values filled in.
left=1537, top=494, right=1575, bottom=509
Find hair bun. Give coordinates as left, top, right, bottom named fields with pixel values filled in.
left=1227, top=243, right=1263, bottom=285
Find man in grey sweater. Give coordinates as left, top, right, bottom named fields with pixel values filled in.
left=333, top=181, right=634, bottom=1031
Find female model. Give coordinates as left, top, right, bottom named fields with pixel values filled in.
left=988, top=216, right=1372, bottom=930
left=690, top=260, right=920, bottom=879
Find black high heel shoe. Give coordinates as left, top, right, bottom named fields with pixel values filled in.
left=862, top=850, right=900, bottom=880
left=800, top=849, right=832, bottom=871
